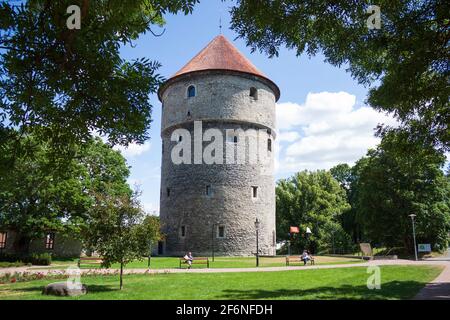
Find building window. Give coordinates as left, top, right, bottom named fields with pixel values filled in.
left=250, top=87, right=258, bottom=100
left=187, top=85, right=196, bottom=98
left=187, top=111, right=191, bottom=118
left=178, top=135, right=183, bottom=142
left=268, top=138, right=272, bottom=152
left=206, top=185, right=212, bottom=196
left=226, top=133, right=238, bottom=144
left=252, top=186, right=258, bottom=198
left=0, top=232, right=7, bottom=249
left=45, top=232, right=55, bottom=250
left=181, top=226, right=186, bottom=238
left=167, top=188, right=171, bottom=197
left=217, top=226, right=225, bottom=239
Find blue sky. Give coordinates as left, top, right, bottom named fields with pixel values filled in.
left=117, top=1, right=397, bottom=215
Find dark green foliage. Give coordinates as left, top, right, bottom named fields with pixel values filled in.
left=0, top=136, right=132, bottom=252
left=276, top=170, right=351, bottom=253
left=230, top=0, right=449, bottom=151
left=353, top=131, right=450, bottom=250
left=0, top=0, right=199, bottom=154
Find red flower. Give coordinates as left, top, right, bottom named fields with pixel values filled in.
left=10, top=278, right=16, bottom=283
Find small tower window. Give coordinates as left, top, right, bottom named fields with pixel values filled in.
left=167, top=188, right=171, bottom=197
left=268, top=138, right=272, bottom=152
left=178, top=135, right=183, bottom=142
left=187, top=85, right=196, bottom=98
left=217, top=226, right=225, bottom=239
left=233, top=136, right=238, bottom=143
left=206, top=185, right=212, bottom=196
left=181, top=226, right=186, bottom=238
left=187, top=111, right=191, bottom=118
left=252, top=186, right=258, bottom=198
left=250, top=87, right=258, bottom=100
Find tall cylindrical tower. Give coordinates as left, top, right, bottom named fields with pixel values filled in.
left=158, top=35, right=280, bottom=256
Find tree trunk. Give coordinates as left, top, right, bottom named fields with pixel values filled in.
left=119, top=262, right=123, bottom=290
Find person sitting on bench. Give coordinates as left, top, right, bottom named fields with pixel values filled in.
left=183, top=252, right=193, bottom=269
left=300, top=250, right=310, bottom=265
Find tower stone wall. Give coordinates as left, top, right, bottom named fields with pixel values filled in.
left=158, top=36, right=279, bottom=257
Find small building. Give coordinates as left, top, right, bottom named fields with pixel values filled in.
left=0, top=230, right=82, bottom=258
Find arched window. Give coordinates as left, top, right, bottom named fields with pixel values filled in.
left=187, top=85, right=196, bottom=98
left=250, top=87, right=258, bottom=100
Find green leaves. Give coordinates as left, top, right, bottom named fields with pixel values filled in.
left=276, top=170, right=351, bottom=253
left=0, top=0, right=199, bottom=154
left=230, top=0, right=450, bottom=151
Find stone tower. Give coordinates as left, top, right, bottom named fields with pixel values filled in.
left=158, top=35, right=280, bottom=256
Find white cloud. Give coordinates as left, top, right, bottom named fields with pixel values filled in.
left=114, top=142, right=151, bottom=158
left=142, top=202, right=159, bottom=216
left=276, top=91, right=398, bottom=175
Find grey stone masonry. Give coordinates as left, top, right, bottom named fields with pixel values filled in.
left=159, top=70, right=278, bottom=257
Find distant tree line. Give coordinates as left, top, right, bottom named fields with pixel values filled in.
left=276, top=131, right=450, bottom=255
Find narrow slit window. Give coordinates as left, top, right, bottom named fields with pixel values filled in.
left=187, top=85, right=196, bottom=98
left=250, top=87, right=258, bottom=100
left=217, top=226, right=225, bottom=238
left=178, top=135, right=183, bottom=142
left=206, top=185, right=212, bottom=196
left=45, top=232, right=55, bottom=250
left=181, top=226, right=186, bottom=237
left=252, top=186, right=258, bottom=198
left=268, top=138, right=272, bottom=152
left=167, top=188, right=171, bottom=197
left=233, top=136, right=238, bottom=143
left=0, top=232, right=7, bottom=249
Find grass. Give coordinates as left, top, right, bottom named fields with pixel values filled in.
left=44, top=255, right=364, bottom=270
left=0, top=265, right=442, bottom=300
left=0, top=262, right=28, bottom=268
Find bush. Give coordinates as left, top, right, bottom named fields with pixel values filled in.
left=0, top=252, right=52, bottom=266
left=28, top=253, right=52, bottom=266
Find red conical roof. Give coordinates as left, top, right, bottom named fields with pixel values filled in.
left=172, top=35, right=266, bottom=78
left=159, top=35, right=280, bottom=101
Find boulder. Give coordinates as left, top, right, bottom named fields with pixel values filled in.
left=42, top=282, right=87, bottom=297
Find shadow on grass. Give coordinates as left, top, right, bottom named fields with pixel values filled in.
left=216, top=281, right=426, bottom=300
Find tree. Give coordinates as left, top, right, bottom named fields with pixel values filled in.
left=135, top=215, right=162, bottom=267
left=276, top=170, right=351, bottom=253
left=330, top=163, right=362, bottom=243
left=0, top=136, right=131, bottom=253
left=0, top=0, right=199, bottom=155
left=230, top=0, right=449, bottom=151
left=354, top=131, right=450, bottom=251
left=83, top=191, right=148, bottom=290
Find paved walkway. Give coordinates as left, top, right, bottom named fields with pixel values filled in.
left=1, top=259, right=449, bottom=299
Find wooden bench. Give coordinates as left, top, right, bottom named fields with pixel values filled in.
left=78, top=257, right=104, bottom=268
left=286, top=255, right=315, bottom=266
left=179, top=257, right=209, bottom=269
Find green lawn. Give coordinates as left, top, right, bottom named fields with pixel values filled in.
left=47, top=256, right=364, bottom=270
left=0, top=265, right=442, bottom=300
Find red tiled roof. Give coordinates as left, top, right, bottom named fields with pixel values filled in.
left=172, top=35, right=266, bottom=79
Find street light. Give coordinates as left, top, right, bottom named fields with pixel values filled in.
left=255, top=218, right=260, bottom=267
left=305, top=227, right=312, bottom=251
left=409, top=214, right=418, bottom=261
left=211, top=223, right=215, bottom=262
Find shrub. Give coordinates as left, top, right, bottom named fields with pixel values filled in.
left=28, top=253, right=52, bottom=266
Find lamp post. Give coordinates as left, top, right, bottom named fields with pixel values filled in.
left=409, top=214, right=418, bottom=261
left=211, top=223, right=215, bottom=262
left=305, top=227, right=312, bottom=251
left=255, top=218, right=260, bottom=267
